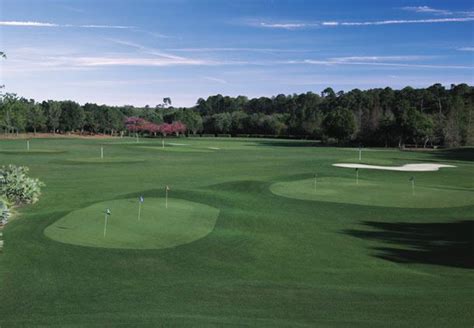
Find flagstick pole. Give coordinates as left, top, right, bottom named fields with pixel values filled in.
left=27, top=140, right=30, bottom=151
left=101, top=146, right=104, bottom=159
left=356, top=170, right=359, bottom=185
left=103, top=213, right=108, bottom=237
left=165, top=189, right=168, bottom=209
left=358, top=148, right=361, bottom=161
left=138, top=202, right=141, bottom=221
left=412, top=180, right=415, bottom=196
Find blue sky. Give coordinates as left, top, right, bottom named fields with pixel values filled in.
left=0, top=0, right=473, bottom=107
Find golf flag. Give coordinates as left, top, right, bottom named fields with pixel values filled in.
left=104, top=208, right=111, bottom=237
left=409, top=176, right=415, bottom=195
left=139, top=195, right=144, bottom=203
left=165, top=185, right=170, bottom=208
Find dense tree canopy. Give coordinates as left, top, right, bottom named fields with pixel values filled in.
left=0, top=83, right=473, bottom=147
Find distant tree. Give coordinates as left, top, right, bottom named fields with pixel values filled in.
left=323, top=108, right=356, bottom=142
left=26, top=103, right=46, bottom=134
left=42, top=101, right=62, bottom=133
left=59, top=101, right=84, bottom=132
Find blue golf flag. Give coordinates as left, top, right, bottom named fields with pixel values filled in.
left=139, top=196, right=144, bottom=203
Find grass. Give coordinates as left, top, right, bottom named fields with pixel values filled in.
left=0, top=137, right=472, bottom=327
left=45, top=197, right=219, bottom=249
left=270, top=176, right=473, bottom=208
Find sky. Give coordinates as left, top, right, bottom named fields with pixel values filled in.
left=0, top=0, right=473, bottom=107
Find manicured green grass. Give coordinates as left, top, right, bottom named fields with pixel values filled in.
left=271, top=176, right=472, bottom=208
left=0, top=137, right=472, bottom=327
left=45, top=197, right=219, bottom=249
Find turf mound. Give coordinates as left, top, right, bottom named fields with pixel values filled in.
left=270, top=177, right=474, bottom=208
left=45, top=197, right=219, bottom=249
left=64, top=158, right=144, bottom=164
left=0, top=149, right=65, bottom=154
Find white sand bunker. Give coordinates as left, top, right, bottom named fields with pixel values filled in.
left=333, top=163, right=456, bottom=172
left=167, top=143, right=188, bottom=146
left=208, top=147, right=220, bottom=150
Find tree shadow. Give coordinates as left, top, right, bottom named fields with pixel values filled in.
left=344, top=220, right=474, bottom=269
left=430, top=147, right=474, bottom=162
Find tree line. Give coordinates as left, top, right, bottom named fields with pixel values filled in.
left=0, top=83, right=472, bottom=147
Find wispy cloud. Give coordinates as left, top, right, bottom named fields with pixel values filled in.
left=458, top=47, right=474, bottom=51
left=259, top=22, right=314, bottom=29
left=203, top=76, right=228, bottom=84
left=0, top=20, right=133, bottom=29
left=322, top=17, right=474, bottom=26
left=166, top=47, right=313, bottom=53
left=329, top=55, right=434, bottom=62
left=401, top=6, right=452, bottom=15
left=295, top=59, right=473, bottom=70
left=0, top=21, right=58, bottom=27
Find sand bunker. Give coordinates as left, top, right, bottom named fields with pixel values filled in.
left=208, top=147, right=220, bottom=150
left=167, top=142, right=188, bottom=146
left=333, top=163, right=456, bottom=172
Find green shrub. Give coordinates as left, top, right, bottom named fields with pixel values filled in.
left=0, top=198, right=10, bottom=225
left=0, top=165, right=45, bottom=205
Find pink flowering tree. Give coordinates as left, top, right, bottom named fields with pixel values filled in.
left=171, top=121, right=187, bottom=136
left=125, top=117, right=147, bottom=133
left=143, top=122, right=160, bottom=136
left=158, top=123, right=173, bottom=137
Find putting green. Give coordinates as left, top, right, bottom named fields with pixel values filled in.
left=136, top=145, right=212, bottom=153
left=270, top=177, right=474, bottom=208
left=44, top=198, right=220, bottom=249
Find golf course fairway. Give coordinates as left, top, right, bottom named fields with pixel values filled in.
left=45, top=198, right=219, bottom=249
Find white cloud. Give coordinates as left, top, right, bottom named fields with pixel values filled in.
left=299, top=59, right=473, bottom=70
left=401, top=6, right=452, bottom=15
left=329, top=56, right=433, bottom=62
left=458, top=47, right=474, bottom=51
left=323, top=17, right=474, bottom=26
left=0, top=21, right=58, bottom=27
left=259, top=22, right=315, bottom=29
left=203, top=76, right=228, bottom=84
left=0, top=20, right=133, bottom=29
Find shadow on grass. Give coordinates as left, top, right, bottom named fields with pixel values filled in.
left=430, top=147, right=474, bottom=162
left=344, top=220, right=474, bottom=269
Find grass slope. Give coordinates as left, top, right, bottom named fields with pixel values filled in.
left=0, top=137, right=472, bottom=327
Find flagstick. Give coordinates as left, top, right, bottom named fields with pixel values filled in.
left=138, top=201, right=142, bottom=221
left=100, top=146, right=104, bottom=159
left=27, top=140, right=30, bottom=151
left=356, top=170, right=359, bottom=185
left=411, top=179, right=415, bottom=196
left=165, top=188, right=168, bottom=209
left=358, top=148, right=362, bottom=161
left=103, top=213, right=108, bottom=237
